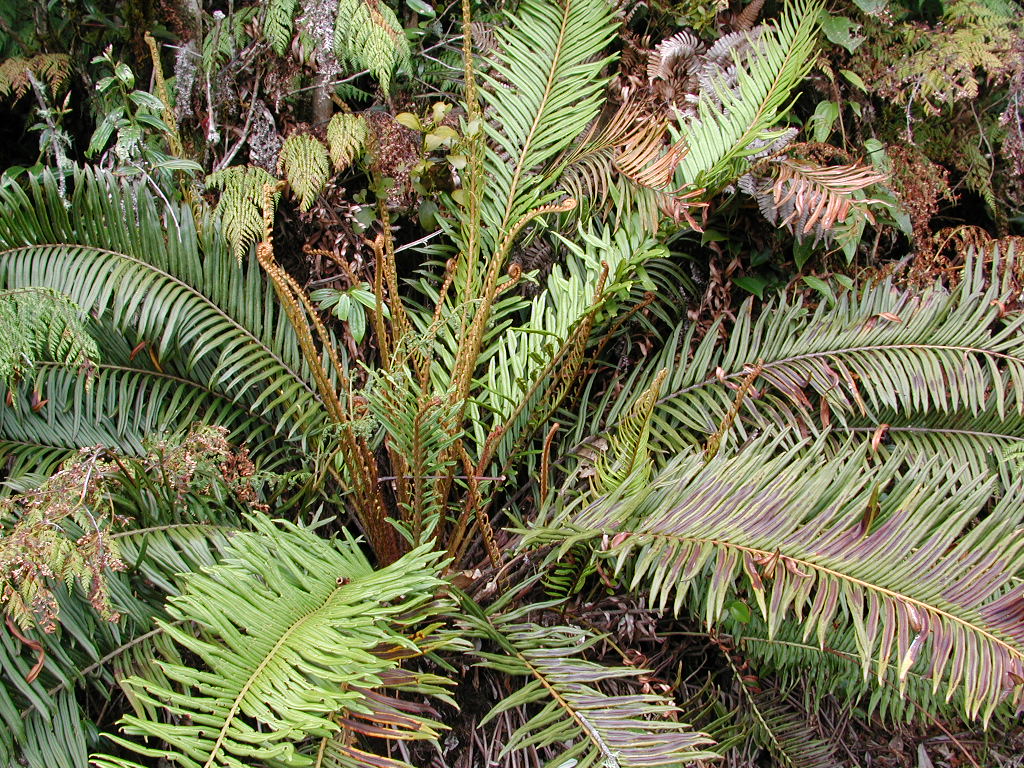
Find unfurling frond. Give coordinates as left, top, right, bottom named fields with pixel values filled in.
left=0, top=287, right=99, bottom=386
left=206, top=165, right=281, bottom=262
left=541, top=441, right=1024, bottom=724
left=278, top=133, right=331, bottom=212
left=0, top=54, right=70, bottom=101
left=327, top=112, right=369, bottom=172
left=100, top=516, right=454, bottom=768
left=674, top=0, right=822, bottom=191
left=461, top=597, right=720, bottom=766
left=739, top=156, right=887, bottom=243
left=263, top=0, right=298, bottom=55
left=334, top=0, right=410, bottom=95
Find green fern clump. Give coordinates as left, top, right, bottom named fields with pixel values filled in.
left=326, top=112, right=368, bottom=171
left=278, top=133, right=330, bottom=211
left=334, top=0, right=410, bottom=95
left=205, top=165, right=280, bottom=261
left=0, top=288, right=98, bottom=386
left=855, top=0, right=1020, bottom=113
left=263, top=0, right=299, bottom=56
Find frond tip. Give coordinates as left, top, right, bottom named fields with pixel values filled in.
left=334, top=0, right=410, bottom=95
left=327, top=112, right=369, bottom=172
left=206, top=165, right=281, bottom=262
left=278, top=133, right=331, bottom=212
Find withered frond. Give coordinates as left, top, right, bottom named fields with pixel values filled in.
left=647, top=30, right=706, bottom=82
left=741, top=156, right=887, bottom=242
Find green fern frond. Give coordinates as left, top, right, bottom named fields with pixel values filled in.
left=480, top=221, right=666, bottom=471
left=0, top=514, right=240, bottom=764
left=15, top=690, right=89, bottom=768
left=0, top=287, right=99, bottom=386
left=201, top=8, right=259, bottom=74
left=460, top=595, right=720, bottom=766
left=582, top=250, right=1024, bottom=476
left=536, top=439, right=1024, bottom=724
left=724, top=618, right=982, bottom=724
left=592, top=368, right=667, bottom=497
left=206, top=166, right=280, bottom=262
left=326, top=112, right=369, bottom=172
left=475, top=0, right=618, bottom=258
left=97, top=516, right=454, bottom=768
left=334, top=0, right=410, bottom=95
left=725, top=661, right=839, bottom=768
left=0, top=363, right=293, bottom=490
left=364, top=366, right=461, bottom=543
left=747, top=691, right=838, bottom=768
left=279, top=133, right=330, bottom=212
left=541, top=541, right=600, bottom=598
left=263, top=0, right=298, bottom=56
left=674, top=0, right=822, bottom=192
left=0, top=168, right=327, bottom=461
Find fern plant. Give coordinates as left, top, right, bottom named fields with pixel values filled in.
left=4, top=0, right=1024, bottom=766
left=0, top=287, right=99, bottom=387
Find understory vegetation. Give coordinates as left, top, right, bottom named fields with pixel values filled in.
left=1, top=0, right=1023, bottom=766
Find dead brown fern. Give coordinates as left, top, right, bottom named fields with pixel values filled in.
left=0, top=54, right=69, bottom=102
left=742, top=155, right=886, bottom=243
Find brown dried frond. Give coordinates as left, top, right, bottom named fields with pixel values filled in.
left=933, top=226, right=1024, bottom=286
left=0, top=54, right=70, bottom=102
left=742, top=156, right=886, bottom=243
left=888, top=144, right=953, bottom=258
left=559, top=96, right=700, bottom=231
left=731, top=0, right=767, bottom=32
left=0, top=448, right=128, bottom=632
left=998, top=39, right=1024, bottom=179
left=471, top=21, right=499, bottom=54
left=773, top=158, right=886, bottom=229
left=647, top=30, right=705, bottom=82
left=615, top=122, right=689, bottom=190
left=610, top=30, right=654, bottom=105
left=657, top=186, right=709, bottom=231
